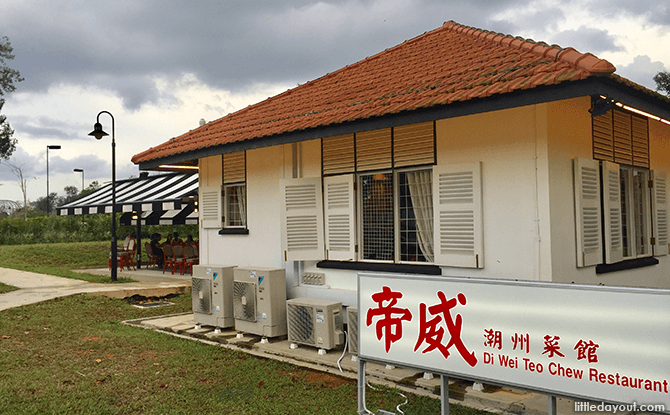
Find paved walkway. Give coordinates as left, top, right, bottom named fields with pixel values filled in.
left=0, top=266, right=190, bottom=312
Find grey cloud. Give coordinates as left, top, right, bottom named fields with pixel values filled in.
left=616, top=55, right=668, bottom=90
left=3, top=0, right=528, bottom=110
left=551, top=26, right=623, bottom=54
left=0, top=147, right=40, bottom=181
left=582, top=0, right=669, bottom=27
left=10, top=115, right=87, bottom=141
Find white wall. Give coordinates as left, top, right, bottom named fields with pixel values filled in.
left=199, top=97, right=670, bottom=306
left=434, top=104, right=551, bottom=282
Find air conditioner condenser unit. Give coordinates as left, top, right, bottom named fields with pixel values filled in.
left=286, top=298, right=344, bottom=352
left=192, top=265, right=236, bottom=330
left=233, top=267, right=287, bottom=338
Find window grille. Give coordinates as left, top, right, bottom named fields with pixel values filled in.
left=225, top=184, right=246, bottom=227
left=222, top=151, right=247, bottom=227
left=360, top=173, right=394, bottom=260
left=398, top=170, right=434, bottom=262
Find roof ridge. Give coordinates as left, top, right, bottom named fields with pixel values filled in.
left=442, top=20, right=616, bottom=75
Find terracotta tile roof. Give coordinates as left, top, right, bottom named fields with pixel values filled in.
left=132, top=20, right=619, bottom=165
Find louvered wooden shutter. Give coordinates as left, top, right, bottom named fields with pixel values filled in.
left=631, top=115, right=649, bottom=168
left=651, top=171, right=669, bottom=257
left=356, top=128, right=392, bottom=172
left=393, top=122, right=435, bottom=167
left=593, top=109, right=649, bottom=168
left=200, top=185, right=223, bottom=229
left=280, top=177, right=325, bottom=261
left=613, top=110, right=633, bottom=165
left=323, top=174, right=356, bottom=261
left=432, top=162, right=483, bottom=268
left=574, top=158, right=602, bottom=267
left=223, top=151, right=246, bottom=184
left=322, top=134, right=355, bottom=175
left=601, top=161, right=623, bottom=264
left=593, top=111, right=614, bottom=162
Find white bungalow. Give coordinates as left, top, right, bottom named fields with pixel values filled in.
left=132, top=21, right=670, bottom=307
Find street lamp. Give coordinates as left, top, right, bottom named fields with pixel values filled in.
left=46, top=145, right=61, bottom=215
left=88, top=111, right=117, bottom=282
left=73, top=168, right=84, bottom=193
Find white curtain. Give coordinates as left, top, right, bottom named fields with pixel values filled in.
left=406, top=170, right=434, bottom=262
left=235, top=184, right=247, bottom=226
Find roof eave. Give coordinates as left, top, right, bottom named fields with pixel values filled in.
left=137, top=76, right=670, bottom=171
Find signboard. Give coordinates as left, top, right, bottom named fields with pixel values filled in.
left=358, top=273, right=670, bottom=409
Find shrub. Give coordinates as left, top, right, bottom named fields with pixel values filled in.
left=0, top=214, right=198, bottom=245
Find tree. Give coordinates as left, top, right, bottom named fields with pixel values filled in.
left=654, top=71, right=670, bottom=96
left=80, top=180, right=101, bottom=197
left=0, top=36, right=23, bottom=160
left=3, top=160, right=35, bottom=220
left=62, top=185, right=80, bottom=204
left=32, top=192, right=62, bottom=214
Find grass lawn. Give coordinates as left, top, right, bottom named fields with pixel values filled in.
left=0, top=293, right=493, bottom=415
left=0, top=281, right=19, bottom=294
left=0, top=241, right=134, bottom=283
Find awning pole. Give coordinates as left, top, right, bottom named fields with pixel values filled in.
left=136, top=218, right=142, bottom=269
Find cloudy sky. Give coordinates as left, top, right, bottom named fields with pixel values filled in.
left=1, top=0, right=668, bottom=204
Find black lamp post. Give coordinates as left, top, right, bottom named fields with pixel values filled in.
left=46, top=145, right=61, bottom=215
left=73, top=168, right=84, bottom=192
left=88, top=111, right=117, bottom=282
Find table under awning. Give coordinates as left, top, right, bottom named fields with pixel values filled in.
left=57, top=172, right=199, bottom=268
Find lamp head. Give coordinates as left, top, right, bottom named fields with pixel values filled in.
left=88, top=122, right=108, bottom=140
left=48, top=145, right=61, bottom=150
left=74, top=168, right=83, bottom=172
left=589, top=96, right=615, bottom=118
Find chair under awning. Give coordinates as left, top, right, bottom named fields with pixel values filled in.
left=57, top=172, right=199, bottom=226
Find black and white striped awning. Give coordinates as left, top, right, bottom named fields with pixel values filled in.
left=57, top=172, right=199, bottom=225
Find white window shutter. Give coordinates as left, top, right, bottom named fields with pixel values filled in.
left=601, top=161, right=623, bottom=264
left=323, top=174, right=356, bottom=261
left=280, top=177, right=325, bottom=261
left=573, top=158, right=602, bottom=267
left=651, top=170, right=669, bottom=257
left=200, top=185, right=223, bottom=229
left=432, top=162, right=483, bottom=268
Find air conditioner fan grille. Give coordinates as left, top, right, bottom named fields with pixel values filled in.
left=287, top=304, right=314, bottom=345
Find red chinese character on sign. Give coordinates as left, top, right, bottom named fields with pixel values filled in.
left=574, top=339, right=599, bottom=363
left=413, top=291, right=477, bottom=367
left=542, top=335, right=565, bottom=358
left=483, top=329, right=502, bottom=350
left=366, top=286, right=413, bottom=353
left=511, top=332, right=530, bottom=354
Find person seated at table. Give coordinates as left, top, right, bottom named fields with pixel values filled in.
left=163, top=234, right=173, bottom=246
left=185, top=234, right=195, bottom=244
left=150, top=233, right=164, bottom=268
left=172, top=232, right=183, bottom=245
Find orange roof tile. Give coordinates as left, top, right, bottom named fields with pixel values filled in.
left=133, top=20, right=620, bottom=165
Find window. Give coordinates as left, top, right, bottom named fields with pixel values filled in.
left=222, top=152, right=246, bottom=228
left=620, top=167, right=651, bottom=259
left=575, top=104, right=668, bottom=268
left=358, top=169, right=434, bottom=263
left=224, top=184, right=246, bottom=227
left=281, top=121, right=483, bottom=269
